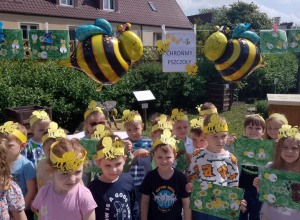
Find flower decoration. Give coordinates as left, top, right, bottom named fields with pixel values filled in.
left=97, top=137, right=124, bottom=159
left=91, top=124, right=110, bottom=140
left=30, top=110, right=50, bottom=126
left=170, top=108, right=188, bottom=122
left=84, top=100, right=103, bottom=119
left=278, top=125, right=300, bottom=140
left=190, top=117, right=204, bottom=129
left=42, top=122, right=66, bottom=143
left=122, top=110, right=142, bottom=123
left=229, top=193, right=237, bottom=199
left=213, top=188, right=221, bottom=195
left=203, top=114, right=228, bottom=134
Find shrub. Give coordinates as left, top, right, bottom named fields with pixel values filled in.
left=255, top=100, right=268, bottom=119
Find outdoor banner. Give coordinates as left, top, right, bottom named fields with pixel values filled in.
left=190, top=180, right=244, bottom=220
left=233, top=138, right=275, bottom=166
left=287, top=30, right=300, bottom=52
left=260, top=168, right=300, bottom=211
left=29, top=30, right=69, bottom=59
left=79, top=139, right=101, bottom=173
left=260, top=30, right=288, bottom=54
left=162, top=30, right=196, bottom=72
left=0, top=29, right=24, bottom=59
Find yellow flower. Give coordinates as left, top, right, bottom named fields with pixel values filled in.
left=222, top=202, right=229, bottom=208
left=213, top=189, right=221, bottom=195
left=206, top=203, right=213, bottom=209
left=199, top=190, right=207, bottom=196
left=0, top=49, right=7, bottom=56
left=229, top=193, right=237, bottom=199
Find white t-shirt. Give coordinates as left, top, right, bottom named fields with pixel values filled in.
left=184, top=136, right=195, bottom=155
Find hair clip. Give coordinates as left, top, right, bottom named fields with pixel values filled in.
left=0, top=121, right=27, bottom=143
left=84, top=100, right=103, bottom=119
left=97, top=137, right=124, bottom=159
left=170, top=108, right=188, bottom=122
left=30, top=110, right=50, bottom=126
left=203, top=115, right=228, bottom=134
left=122, top=110, right=142, bottom=123
left=42, top=122, right=66, bottom=143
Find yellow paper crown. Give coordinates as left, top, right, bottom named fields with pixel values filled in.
left=278, top=125, right=300, bottom=140
left=84, top=100, right=103, bottom=119
left=196, top=104, right=218, bottom=116
left=91, top=124, right=111, bottom=140
left=190, top=117, right=204, bottom=129
left=97, top=137, right=125, bottom=159
left=29, top=110, right=50, bottom=127
left=203, top=115, right=228, bottom=134
left=269, top=113, right=288, bottom=125
left=42, top=122, right=66, bottom=143
left=122, top=110, right=142, bottom=123
left=153, top=129, right=178, bottom=151
left=246, top=114, right=265, bottom=122
left=50, top=141, right=87, bottom=173
left=170, top=108, right=188, bottom=122
left=0, top=121, right=27, bottom=143
left=151, top=114, right=173, bottom=132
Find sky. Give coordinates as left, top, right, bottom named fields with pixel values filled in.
left=176, top=0, right=300, bottom=26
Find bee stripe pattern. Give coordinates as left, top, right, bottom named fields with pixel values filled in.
left=215, top=39, right=265, bottom=81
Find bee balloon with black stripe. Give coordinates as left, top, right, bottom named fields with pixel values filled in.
left=60, top=18, right=143, bottom=91
left=204, top=23, right=266, bottom=82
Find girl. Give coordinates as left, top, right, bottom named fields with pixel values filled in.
left=254, top=124, right=300, bottom=219
left=32, top=138, right=97, bottom=220
left=264, top=113, right=288, bottom=142
left=0, top=138, right=27, bottom=220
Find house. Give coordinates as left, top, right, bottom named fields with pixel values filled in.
left=0, top=0, right=192, bottom=46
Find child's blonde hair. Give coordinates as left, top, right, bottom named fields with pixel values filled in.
left=29, top=110, right=51, bottom=128
left=272, top=137, right=300, bottom=173
left=47, top=138, right=86, bottom=172
left=264, top=114, right=288, bottom=139
left=0, top=138, right=12, bottom=191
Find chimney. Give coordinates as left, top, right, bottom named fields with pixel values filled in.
left=98, top=0, right=103, bottom=10
left=74, top=0, right=79, bottom=7
left=56, top=0, right=59, bottom=5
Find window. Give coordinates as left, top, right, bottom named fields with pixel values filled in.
left=103, top=0, right=115, bottom=10
left=153, top=33, right=162, bottom=45
left=69, top=27, right=77, bottom=41
left=21, top=24, right=38, bottom=39
left=148, top=2, right=157, bottom=11
left=60, top=0, right=74, bottom=6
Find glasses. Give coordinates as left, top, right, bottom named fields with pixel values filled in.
left=281, top=146, right=299, bottom=153
left=90, top=121, right=106, bottom=127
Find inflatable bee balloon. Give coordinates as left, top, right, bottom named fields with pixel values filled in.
left=60, top=18, right=143, bottom=91
left=204, top=23, right=266, bottom=82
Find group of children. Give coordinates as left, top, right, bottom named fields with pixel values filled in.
left=0, top=100, right=299, bottom=220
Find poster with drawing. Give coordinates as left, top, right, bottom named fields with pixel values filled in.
left=162, top=30, right=196, bottom=74
left=0, top=29, right=24, bottom=59
left=79, top=139, right=101, bottom=173
left=233, top=138, right=275, bottom=166
left=190, top=180, right=244, bottom=220
left=260, top=168, right=300, bottom=211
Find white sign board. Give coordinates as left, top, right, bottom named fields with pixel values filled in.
left=133, top=90, right=155, bottom=102
left=267, top=94, right=300, bottom=106
left=162, top=30, right=196, bottom=72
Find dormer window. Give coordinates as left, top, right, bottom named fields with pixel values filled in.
left=104, top=0, right=115, bottom=10
left=148, top=2, right=157, bottom=11
left=60, top=0, right=74, bottom=6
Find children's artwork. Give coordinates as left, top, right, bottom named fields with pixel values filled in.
left=0, top=28, right=24, bottom=59
left=260, top=30, right=288, bottom=54
left=287, top=30, right=300, bottom=52
left=79, top=139, right=101, bottom=173
left=190, top=180, right=244, bottom=220
left=233, top=138, right=275, bottom=166
left=162, top=30, right=197, bottom=74
left=29, top=30, right=69, bottom=59
left=260, top=167, right=300, bottom=211
left=174, top=139, right=188, bottom=171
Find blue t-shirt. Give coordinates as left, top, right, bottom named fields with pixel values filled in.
left=125, top=137, right=152, bottom=187
left=11, top=155, right=36, bottom=198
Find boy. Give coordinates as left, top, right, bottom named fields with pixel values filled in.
left=22, top=110, right=51, bottom=168
left=123, top=110, right=152, bottom=209
left=171, top=108, right=195, bottom=154
left=140, top=129, right=191, bottom=220
left=89, top=134, right=139, bottom=220
left=0, top=121, right=36, bottom=220
left=190, top=117, right=207, bottom=149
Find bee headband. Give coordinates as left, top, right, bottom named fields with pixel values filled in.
left=42, top=122, right=66, bottom=143
left=91, top=124, right=111, bottom=140
left=196, top=104, right=218, bottom=116
left=122, top=110, right=142, bottom=123
left=278, top=125, right=300, bottom=140
left=0, top=121, right=27, bottom=143
left=170, top=108, right=188, bottom=122
left=97, top=137, right=124, bottom=160
left=190, top=117, right=204, bottom=129
left=269, top=113, right=288, bottom=125
left=153, top=129, right=178, bottom=151
left=84, top=100, right=103, bottom=120
left=203, top=115, right=228, bottom=134
left=151, top=114, right=172, bottom=132
left=29, top=110, right=50, bottom=127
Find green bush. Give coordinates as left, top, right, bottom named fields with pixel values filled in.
left=255, top=100, right=268, bottom=119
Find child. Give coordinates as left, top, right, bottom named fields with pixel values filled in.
left=190, top=117, right=207, bottom=149
left=196, top=102, right=218, bottom=117
left=140, top=129, right=192, bottom=220
left=0, top=121, right=36, bottom=220
left=36, top=121, right=67, bottom=189
left=83, top=100, right=106, bottom=139
left=171, top=108, right=195, bottom=155
left=186, top=114, right=243, bottom=220
left=32, top=138, right=97, bottom=219
left=89, top=134, right=139, bottom=219
left=151, top=113, right=172, bottom=141
left=253, top=124, right=300, bottom=219
left=123, top=110, right=152, bottom=211
left=0, top=138, right=27, bottom=220
left=239, top=114, right=265, bottom=220
left=22, top=110, right=51, bottom=168
left=264, top=113, right=288, bottom=141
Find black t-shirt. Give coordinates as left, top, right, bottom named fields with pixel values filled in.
left=139, top=168, right=190, bottom=220
left=89, top=173, right=139, bottom=220
left=239, top=165, right=259, bottom=189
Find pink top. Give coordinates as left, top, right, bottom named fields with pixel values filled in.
left=32, top=183, right=97, bottom=220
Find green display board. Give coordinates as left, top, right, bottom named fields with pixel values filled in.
left=29, top=30, right=69, bottom=59
left=260, top=168, right=300, bottom=211
left=260, top=30, right=287, bottom=54
left=0, top=29, right=24, bottom=59
left=190, top=180, right=244, bottom=220
left=287, top=30, right=300, bottom=52
left=233, top=138, right=275, bottom=166
left=79, top=139, right=101, bottom=173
